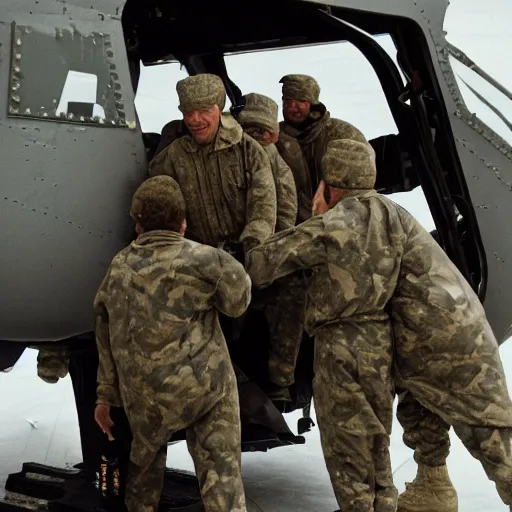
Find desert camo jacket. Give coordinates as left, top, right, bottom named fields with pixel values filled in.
left=148, top=114, right=277, bottom=250
left=277, top=109, right=368, bottom=223
left=262, top=143, right=298, bottom=231
left=94, top=230, right=252, bottom=467
left=246, top=190, right=512, bottom=428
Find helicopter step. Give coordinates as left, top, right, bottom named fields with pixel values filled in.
left=0, top=462, right=205, bottom=512
left=0, top=462, right=265, bottom=512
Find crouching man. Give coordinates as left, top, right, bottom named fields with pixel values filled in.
left=93, top=176, right=251, bottom=512
left=246, top=139, right=512, bottom=511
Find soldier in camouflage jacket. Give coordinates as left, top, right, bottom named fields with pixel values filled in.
left=94, top=176, right=251, bottom=512
left=246, top=139, right=512, bottom=511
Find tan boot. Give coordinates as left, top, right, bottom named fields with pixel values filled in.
left=397, top=463, right=458, bottom=512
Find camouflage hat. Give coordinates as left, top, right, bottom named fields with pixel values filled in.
left=280, top=74, right=320, bottom=104
left=236, top=93, right=279, bottom=133
left=176, top=73, right=226, bottom=112
left=322, top=139, right=377, bottom=190
left=130, top=176, right=186, bottom=231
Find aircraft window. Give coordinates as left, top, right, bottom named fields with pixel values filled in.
left=447, top=55, right=512, bottom=146
left=224, top=35, right=400, bottom=140
left=444, top=0, right=512, bottom=145
left=8, top=23, right=128, bottom=127
left=224, top=36, right=435, bottom=231
left=134, top=61, right=188, bottom=134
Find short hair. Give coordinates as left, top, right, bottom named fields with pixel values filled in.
left=130, top=176, right=186, bottom=232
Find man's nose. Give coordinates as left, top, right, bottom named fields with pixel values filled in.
left=187, top=110, right=201, bottom=123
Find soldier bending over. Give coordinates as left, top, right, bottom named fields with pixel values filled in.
left=246, top=139, right=512, bottom=511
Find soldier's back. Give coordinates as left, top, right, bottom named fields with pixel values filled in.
left=104, top=230, right=248, bottom=374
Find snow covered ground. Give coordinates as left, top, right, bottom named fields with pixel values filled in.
left=2, top=0, right=512, bottom=510
left=2, top=344, right=512, bottom=511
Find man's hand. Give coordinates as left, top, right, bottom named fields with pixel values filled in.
left=312, top=180, right=329, bottom=216
left=95, top=404, right=115, bottom=440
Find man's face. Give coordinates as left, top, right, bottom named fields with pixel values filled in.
left=282, top=97, right=311, bottom=125
left=183, top=104, right=221, bottom=145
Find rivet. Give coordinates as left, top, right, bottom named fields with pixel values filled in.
left=16, top=38, right=22, bottom=46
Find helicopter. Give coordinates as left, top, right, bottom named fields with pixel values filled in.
left=1, top=0, right=511, bottom=510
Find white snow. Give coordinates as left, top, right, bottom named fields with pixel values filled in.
left=2, top=0, right=512, bottom=510
left=2, top=345, right=512, bottom=511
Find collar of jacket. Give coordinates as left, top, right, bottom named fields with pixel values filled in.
left=132, top=230, right=183, bottom=247
left=180, top=113, right=243, bottom=153
left=339, top=189, right=377, bottom=200
left=280, top=103, right=330, bottom=145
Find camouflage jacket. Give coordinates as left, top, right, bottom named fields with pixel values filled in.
left=262, top=143, right=298, bottom=232
left=94, top=230, right=251, bottom=465
left=276, top=108, right=367, bottom=223
left=148, top=114, right=277, bottom=251
left=247, top=190, right=512, bottom=427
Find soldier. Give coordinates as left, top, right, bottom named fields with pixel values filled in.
left=277, top=73, right=368, bottom=224
left=148, top=73, right=277, bottom=259
left=234, top=92, right=301, bottom=400
left=245, top=139, right=512, bottom=512
left=234, top=92, right=298, bottom=232
left=93, top=176, right=251, bottom=512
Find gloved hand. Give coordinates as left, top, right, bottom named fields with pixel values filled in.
left=37, top=347, right=69, bottom=384
left=218, top=240, right=245, bottom=264
left=242, top=237, right=259, bottom=254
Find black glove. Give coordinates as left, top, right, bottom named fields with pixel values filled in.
left=218, top=240, right=245, bottom=264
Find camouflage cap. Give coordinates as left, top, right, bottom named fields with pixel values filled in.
left=130, top=176, right=186, bottom=231
left=322, top=139, right=377, bottom=190
left=176, top=73, right=226, bottom=112
left=280, top=74, right=320, bottom=104
left=236, top=93, right=279, bottom=133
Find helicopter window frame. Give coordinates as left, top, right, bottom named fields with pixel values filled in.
left=7, top=22, right=130, bottom=128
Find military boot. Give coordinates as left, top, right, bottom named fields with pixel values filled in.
left=397, top=463, right=458, bottom=512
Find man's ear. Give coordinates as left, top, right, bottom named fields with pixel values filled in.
left=179, top=218, right=187, bottom=236
left=327, top=186, right=346, bottom=208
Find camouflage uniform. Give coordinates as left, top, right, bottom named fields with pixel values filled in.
left=276, top=74, right=368, bottom=223
left=37, top=347, right=69, bottom=383
left=148, top=75, right=277, bottom=253
left=94, top=177, right=251, bottom=512
left=236, top=92, right=303, bottom=390
left=246, top=139, right=512, bottom=511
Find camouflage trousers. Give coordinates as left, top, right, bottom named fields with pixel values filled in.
left=125, top=379, right=246, bottom=512
left=264, top=273, right=307, bottom=387
left=397, top=389, right=512, bottom=505
left=313, top=322, right=398, bottom=511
